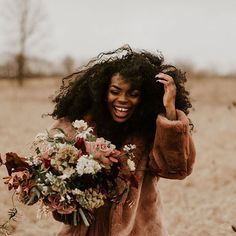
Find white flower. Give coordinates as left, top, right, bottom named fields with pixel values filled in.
left=75, top=128, right=93, bottom=139
left=35, top=132, right=48, bottom=141
left=59, top=167, right=75, bottom=179
left=123, top=144, right=136, bottom=152
left=127, top=159, right=136, bottom=171
left=66, top=194, right=72, bottom=201
left=46, top=146, right=57, bottom=155
left=53, top=133, right=65, bottom=139
left=45, top=172, right=57, bottom=184
left=50, top=178, right=67, bottom=194
left=83, top=166, right=95, bottom=174
left=27, top=155, right=42, bottom=166
left=53, top=142, right=66, bottom=150
left=72, top=120, right=88, bottom=130
left=41, top=186, right=49, bottom=195
left=109, top=143, right=116, bottom=150
left=72, top=188, right=83, bottom=195
left=72, top=120, right=93, bottom=139
left=60, top=195, right=65, bottom=202
left=76, top=155, right=102, bottom=176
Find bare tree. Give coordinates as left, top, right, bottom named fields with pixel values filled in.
left=62, top=56, right=76, bottom=75
left=0, top=0, right=49, bottom=86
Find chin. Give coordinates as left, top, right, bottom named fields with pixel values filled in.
left=111, top=114, right=130, bottom=123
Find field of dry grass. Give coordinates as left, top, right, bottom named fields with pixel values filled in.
left=0, top=76, right=236, bottom=236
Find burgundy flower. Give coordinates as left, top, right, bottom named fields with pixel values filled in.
left=75, top=138, right=86, bottom=153
left=5, top=152, right=29, bottom=175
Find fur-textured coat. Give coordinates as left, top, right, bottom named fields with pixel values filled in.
left=50, top=110, right=195, bottom=236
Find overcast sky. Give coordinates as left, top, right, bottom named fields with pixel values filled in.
left=0, top=0, right=235, bottom=74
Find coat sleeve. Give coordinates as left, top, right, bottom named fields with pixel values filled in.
left=149, top=109, right=196, bottom=179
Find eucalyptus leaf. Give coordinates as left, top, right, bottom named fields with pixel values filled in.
left=52, top=128, right=66, bottom=135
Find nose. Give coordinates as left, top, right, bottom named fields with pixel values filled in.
left=117, top=93, right=128, bottom=103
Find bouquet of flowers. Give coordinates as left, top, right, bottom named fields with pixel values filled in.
left=0, top=120, right=137, bottom=230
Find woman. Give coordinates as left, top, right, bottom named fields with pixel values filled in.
left=50, top=45, right=196, bottom=236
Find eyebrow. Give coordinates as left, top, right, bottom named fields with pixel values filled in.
left=110, top=85, right=121, bottom=90
left=110, top=84, right=140, bottom=91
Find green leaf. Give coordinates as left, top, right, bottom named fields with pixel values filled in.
left=26, top=187, right=41, bottom=205
left=52, top=128, right=66, bottom=135
left=8, top=208, right=17, bottom=220
left=35, top=147, right=41, bottom=155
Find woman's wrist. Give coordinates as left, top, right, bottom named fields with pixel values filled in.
left=165, top=104, right=177, bottom=120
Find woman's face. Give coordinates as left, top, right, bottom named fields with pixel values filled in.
left=107, top=73, right=141, bottom=123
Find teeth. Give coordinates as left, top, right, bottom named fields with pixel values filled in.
left=116, top=107, right=128, bottom=112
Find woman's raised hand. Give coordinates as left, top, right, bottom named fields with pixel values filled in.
left=155, top=73, right=177, bottom=120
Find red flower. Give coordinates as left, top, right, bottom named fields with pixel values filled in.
left=5, top=152, right=29, bottom=175
left=75, top=138, right=86, bottom=153
left=39, top=152, right=51, bottom=169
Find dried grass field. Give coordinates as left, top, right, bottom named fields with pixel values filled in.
left=0, top=76, right=236, bottom=236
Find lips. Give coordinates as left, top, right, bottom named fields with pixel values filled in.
left=113, top=106, right=130, bottom=118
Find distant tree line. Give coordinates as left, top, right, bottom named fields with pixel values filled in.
left=0, top=54, right=76, bottom=80
left=0, top=0, right=235, bottom=86
left=0, top=0, right=77, bottom=85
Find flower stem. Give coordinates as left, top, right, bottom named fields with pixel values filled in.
left=73, top=211, right=78, bottom=226
left=79, top=208, right=90, bottom=227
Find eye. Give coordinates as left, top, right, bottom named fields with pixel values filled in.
left=110, top=89, right=120, bottom=95
left=129, top=90, right=140, bottom=98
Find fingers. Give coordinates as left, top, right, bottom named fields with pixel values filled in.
left=95, top=156, right=118, bottom=169
left=155, top=73, right=175, bottom=85
left=155, top=72, right=176, bottom=109
left=109, top=156, right=118, bottom=163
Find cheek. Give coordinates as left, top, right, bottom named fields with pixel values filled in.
left=133, top=97, right=141, bottom=107
left=106, top=94, right=115, bottom=111
left=106, top=93, right=114, bottom=105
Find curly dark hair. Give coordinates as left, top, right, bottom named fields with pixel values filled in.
left=51, top=45, right=192, bottom=148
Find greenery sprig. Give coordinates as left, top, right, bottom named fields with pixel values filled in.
left=0, top=192, right=18, bottom=236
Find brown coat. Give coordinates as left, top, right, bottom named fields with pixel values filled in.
left=50, top=110, right=195, bottom=236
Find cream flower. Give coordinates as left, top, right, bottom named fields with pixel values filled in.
left=51, top=144, right=79, bottom=171
left=53, top=133, right=65, bottom=139
left=123, top=144, right=136, bottom=152
left=74, top=188, right=105, bottom=211
left=72, top=120, right=88, bottom=130
left=127, top=159, right=136, bottom=171
left=59, top=167, right=76, bottom=179
left=35, top=132, right=48, bottom=142
left=72, top=120, right=93, bottom=139
left=76, top=155, right=102, bottom=176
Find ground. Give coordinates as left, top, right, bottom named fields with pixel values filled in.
left=0, top=76, right=236, bottom=236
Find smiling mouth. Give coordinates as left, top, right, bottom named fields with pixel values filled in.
left=113, top=106, right=130, bottom=118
